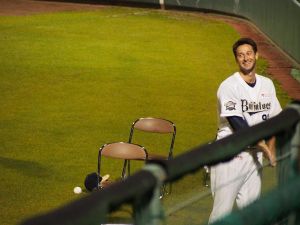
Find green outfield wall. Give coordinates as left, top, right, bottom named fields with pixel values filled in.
left=115, top=0, right=300, bottom=64
left=163, top=0, right=300, bottom=64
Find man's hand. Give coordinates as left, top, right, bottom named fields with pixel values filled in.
left=257, top=139, right=276, bottom=167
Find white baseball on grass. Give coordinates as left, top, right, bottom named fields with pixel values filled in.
left=73, top=186, right=82, bottom=194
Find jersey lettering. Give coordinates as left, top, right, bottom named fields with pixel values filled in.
left=241, top=99, right=271, bottom=113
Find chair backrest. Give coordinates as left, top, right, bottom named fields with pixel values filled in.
left=129, top=117, right=176, bottom=159
left=98, top=142, right=148, bottom=179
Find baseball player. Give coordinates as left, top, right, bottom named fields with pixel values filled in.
left=208, top=38, right=282, bottom=223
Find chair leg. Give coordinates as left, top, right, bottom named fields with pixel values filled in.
left=121, top=160, right=131, bottom=179
left=122, top=160, right=128, bottom=179
left=159, top=185, right=166, bottom=199
left=159, top=183, right=172, bottom=199
left=203, top=166, right=210, bottom=187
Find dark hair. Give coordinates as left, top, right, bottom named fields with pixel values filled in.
left=232, top=38, right=257, bottom=58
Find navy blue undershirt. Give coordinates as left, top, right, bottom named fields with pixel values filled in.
left=227, top=116, right=249, bottom=131
left=246, top=79, right=256, bottom=88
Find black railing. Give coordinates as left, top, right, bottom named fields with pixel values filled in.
left=20, top=101, right=300, bottom=225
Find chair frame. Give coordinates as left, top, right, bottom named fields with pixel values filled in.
left=126, top=117, right=176, bottom=196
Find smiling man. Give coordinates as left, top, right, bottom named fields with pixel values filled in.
left=208, top=38, right=282, bottom=223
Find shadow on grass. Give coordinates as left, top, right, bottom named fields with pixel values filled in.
left=0, top=156, right=52, bottom=178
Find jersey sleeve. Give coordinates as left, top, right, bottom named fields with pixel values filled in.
left=217, top=82, right=243, bottom=118
left=227, top=116, right=249, bottom=131
left=269, top=82, right=282, bottom=117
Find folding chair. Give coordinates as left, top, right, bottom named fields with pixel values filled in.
left=127, top=117, right=176, bottom=196
left=97, top=142, right=148, bottom=188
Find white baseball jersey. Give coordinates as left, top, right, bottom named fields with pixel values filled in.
left=209, top=72, right=282, bottom=223
left=217, top=72, right=282, bottom=140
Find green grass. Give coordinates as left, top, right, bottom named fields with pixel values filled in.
left=0, top=7, right=291, bottom=225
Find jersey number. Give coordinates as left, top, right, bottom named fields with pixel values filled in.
left=262, top=114, right=270, bottom=121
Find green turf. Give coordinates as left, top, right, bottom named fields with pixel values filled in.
left=0, top=7, right=291, bottom=225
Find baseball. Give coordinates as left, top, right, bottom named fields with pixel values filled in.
left=73, top=186, right=82, bottom=194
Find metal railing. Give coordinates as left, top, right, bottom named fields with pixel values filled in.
left=20, top=101, right=300, bottom=225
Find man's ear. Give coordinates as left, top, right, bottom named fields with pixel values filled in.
left=255, top=52, right=259, bottom=60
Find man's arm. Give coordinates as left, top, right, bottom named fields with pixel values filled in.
left=257, top=139, right=276, bottom=167
left=227, top=116, right=249, bottom=131
left=227, top=116, right=276, bottom=166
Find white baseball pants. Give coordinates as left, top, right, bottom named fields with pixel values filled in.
left=208, top=151, right=262, bottom=223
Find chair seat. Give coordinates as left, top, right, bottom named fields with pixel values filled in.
left=98, top=142, right=148, bottom=182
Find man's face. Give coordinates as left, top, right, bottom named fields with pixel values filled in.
left=235, top=44, right=258, bottom=75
